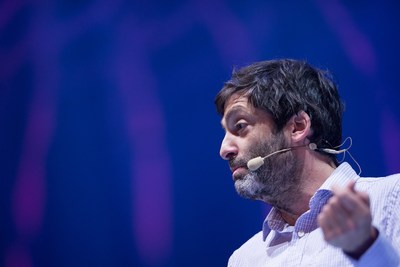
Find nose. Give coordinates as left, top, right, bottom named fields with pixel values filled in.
left=219, top=133, right=238, bottom=160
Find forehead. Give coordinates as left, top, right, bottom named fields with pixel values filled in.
left=223, top=93, right=252, bottom=115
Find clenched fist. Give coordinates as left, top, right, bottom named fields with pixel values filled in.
left=317, top=181, right=377, bottom=258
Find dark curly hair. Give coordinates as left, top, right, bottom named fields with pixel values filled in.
left=215, top=59, right=344, bottom=165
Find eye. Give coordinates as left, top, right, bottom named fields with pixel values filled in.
left=234, top=121, right=247, bottom=133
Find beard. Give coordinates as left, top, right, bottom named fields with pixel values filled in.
left=230, top=132, right=302, bottom=212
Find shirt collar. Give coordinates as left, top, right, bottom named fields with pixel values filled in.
left=318, top=162, right=359, bottom=190
left=262, top=162, right=359, bottom=240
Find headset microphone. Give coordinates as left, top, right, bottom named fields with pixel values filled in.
left=247, top=141, right=352, bottom=172
left=247, top=148, right=293, bottom=171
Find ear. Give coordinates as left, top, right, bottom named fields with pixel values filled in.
left=284, top=111, right=312, bottom=144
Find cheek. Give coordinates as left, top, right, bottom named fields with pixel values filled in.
left=239, top=138, right=258, bottom=157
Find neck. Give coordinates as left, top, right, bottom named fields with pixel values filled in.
left=279, top=153, right=336, bottom=226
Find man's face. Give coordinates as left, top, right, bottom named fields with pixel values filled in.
left=220, top=94, right=301, bottom=209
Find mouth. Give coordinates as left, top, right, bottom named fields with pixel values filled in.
left=230, top=166, right=247, bottom=180
left=230, top=165, right=245, bottom=173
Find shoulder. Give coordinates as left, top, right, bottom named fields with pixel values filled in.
left=228, top=231, right=265, bottom=266
left=356, top=173, right=400, bottom=222
left=356, top=173, right=400, bottom=194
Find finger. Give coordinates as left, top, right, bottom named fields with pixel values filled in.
left=358, top=191, right=370, bottom=207
left=347, top=180, right=356, bottom=192
left=326, top=196, right=349, bottom=222
left=319, top=211, right=353, bottom=243
left=324, top=196, right=355, bottom=232
left=332, top=183, right=369, bottom=216
left=329, top=193, right=372, bottom=236
left=318, top=211, right=339, bottom=241
left=332, top=181, right=356, bottom=199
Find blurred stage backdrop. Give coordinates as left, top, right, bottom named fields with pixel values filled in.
left=1, top=0, right=400, bottom=266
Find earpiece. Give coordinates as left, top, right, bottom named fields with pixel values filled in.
left=308, top=143, right=349, bottom=155
left=247, top=137, right=359, bottom=174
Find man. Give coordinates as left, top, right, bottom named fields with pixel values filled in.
left=215, top=59, right=400, bottom=266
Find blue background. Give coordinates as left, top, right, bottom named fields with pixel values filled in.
left=1, top=1, right=400, bottom=266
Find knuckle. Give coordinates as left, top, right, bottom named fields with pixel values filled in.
left=346, top=220, right=356, bottom=231
left=320, top=206, right=332, bottom=217
left=330, top=196, right=340, bottom=205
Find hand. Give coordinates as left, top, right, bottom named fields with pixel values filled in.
left=317, top=181, right=377, bottom=258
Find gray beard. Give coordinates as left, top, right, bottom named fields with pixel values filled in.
left=233, top=134, right=302, bottom=212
